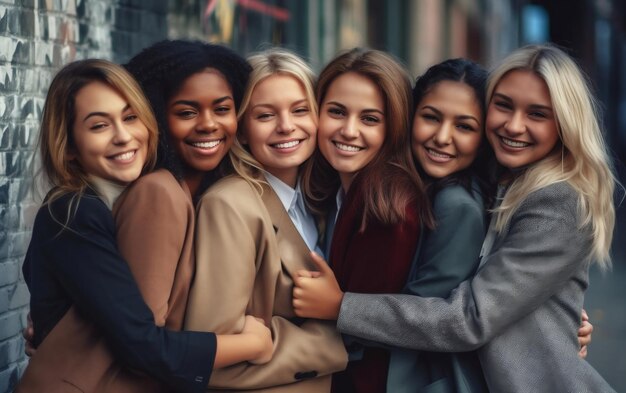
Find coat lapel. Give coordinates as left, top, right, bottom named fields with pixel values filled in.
left=259, top=181, right=314, bottom=277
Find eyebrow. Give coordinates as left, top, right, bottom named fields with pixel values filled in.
left=326, top=101, right=384, bottom=115
left=83, top=104, right=131, bottom=121
left=171, top=96, right=233, bottom=107
left=421, top=105, right=480, bottom=124
left=250, top=98, right=309, bottom=111
left=493, top=93, right=553, bottom=112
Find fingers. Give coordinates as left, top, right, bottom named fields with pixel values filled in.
left=579, top=345, right=588, bottom=359
left=309, top=251, right=332, bottom=274
left=295, top=269, right=321, bottom=279
left=581, top=309, right=589, bottom=322
left=578, top=320, right=593, bottom=337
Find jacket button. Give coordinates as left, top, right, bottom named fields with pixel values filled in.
left=294, top=371, right=318, bottom=380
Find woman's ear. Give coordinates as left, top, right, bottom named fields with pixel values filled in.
left=238, top=131, right=248, bottom=145
left=66, top=145, right=78, bottom=161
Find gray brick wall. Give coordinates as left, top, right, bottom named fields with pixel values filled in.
left=0, top=1, right=167, bottom=391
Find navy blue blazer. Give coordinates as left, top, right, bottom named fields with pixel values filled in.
left=22, top=188, right=216, bottom=393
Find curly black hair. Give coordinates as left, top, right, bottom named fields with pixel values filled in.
left=125, top=40, right=251, bottom=192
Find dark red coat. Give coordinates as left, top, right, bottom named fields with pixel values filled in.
left=329, top=179, right=422, bottom=393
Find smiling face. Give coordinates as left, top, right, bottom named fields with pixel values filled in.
left=167, top=69, right=238, bottom=187
left=486, top=70, right=560, bottom=170
left=318, top=72, right=386, bottom=191
left=412, top=81, right=483, bottom=179
left=72, top=81, right=149, bottom=185
left=241, top=74, right=317, bottom=187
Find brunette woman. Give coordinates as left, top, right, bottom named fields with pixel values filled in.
left=296, top=48, right=432, bottom=393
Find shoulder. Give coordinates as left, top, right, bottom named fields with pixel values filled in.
left=197, top=175, right=262, bottom=213
left=41, top=190, right=113, bottom=234
left=126, top=169, right=185, bottom=197
left=201, top=175, right=258, bottom=200
left=519, top=181, right=578, bottom=215
left=433, top=184, right=484, bottom=221
left=115, top=169, right=190, bottom=216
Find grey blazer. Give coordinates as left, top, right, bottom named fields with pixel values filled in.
left=337, top=182, right=615, bottom=393
left=387, top=183, right=488, bottom=393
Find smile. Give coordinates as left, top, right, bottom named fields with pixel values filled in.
left=271, top=140, right=302, bottom=149
left=109, top=150, right=137, bottom=162
left=500, top=136, right=530, bottom=148
left=333, top=141, right=363, bottom=152
left=426, top=147, right=454, bottom=159
left=189, top=139, right=223, bottom=149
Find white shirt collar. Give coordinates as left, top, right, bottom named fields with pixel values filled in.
left=89, top=175, right=127, bottom=210
left=263, top=171, right=319, bottom=252
left=264, top=171, right=297, bottom=212
left=335, top=187, right=344, bottom=212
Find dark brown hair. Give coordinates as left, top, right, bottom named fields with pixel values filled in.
left=303, top=48, right=432, bottom=230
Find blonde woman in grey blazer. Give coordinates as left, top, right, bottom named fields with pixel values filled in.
left=296, top=45, right=617, bottom=393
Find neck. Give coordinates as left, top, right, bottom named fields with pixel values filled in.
left=88, top=175, right=128, bottom=210
left=339, top=172, right=355, bottom=193
left=184, top=172, right=204, bottom=198
left=266, top=167, right=298, bottom=189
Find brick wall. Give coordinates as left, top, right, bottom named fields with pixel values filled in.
left=0, top=1, right=167, bottom=391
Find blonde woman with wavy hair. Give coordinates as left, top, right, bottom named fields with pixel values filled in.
left=228, top=48, right=319, bottom=189
left=185, top=48, right=347, bottom=392
left=487, top=44, right=615, bottom=268
left=294, top=44, right=616, bottom=393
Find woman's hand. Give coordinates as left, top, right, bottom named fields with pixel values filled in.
left=242, top=315, right=273, bottom=365
left=292, top=252, right=344, bottom=320
left=578, top=309, right=593, bottom=359
left=23, top=312, right=36, bottom=357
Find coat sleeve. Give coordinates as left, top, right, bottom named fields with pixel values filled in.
left=404, top=187, right=485, bottom=298
left=114, top=173, right=192, bottom=327
left=42, top=196, right=215, bottom=393
left=336, top=183, right=591, bottom=351
left=185, top=183, right=347, bottom=389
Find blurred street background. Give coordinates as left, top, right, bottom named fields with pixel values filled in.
left=1, top=1, right=624, bottom=392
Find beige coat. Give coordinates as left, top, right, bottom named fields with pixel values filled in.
left=17, top=170, right=194, bottom=392
left=114, top=169, right=196, bottom=330
left=185, top=175, right=348, bottom=393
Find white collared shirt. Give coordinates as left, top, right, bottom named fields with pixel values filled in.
left=334, top=187, right=344, bottom=222
left=89, top=175, right=127, bottom=211
left=264, top=172, right=320, bottom=252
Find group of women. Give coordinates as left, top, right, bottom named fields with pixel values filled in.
left=17, top=38, right=616, bottom=393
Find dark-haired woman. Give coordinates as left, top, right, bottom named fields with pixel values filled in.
left=385, top=58, right=493, bottom=393
left=115, top=39, right=254, bottom=332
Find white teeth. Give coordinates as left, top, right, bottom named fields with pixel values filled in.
left=427, top=148, right=453, bottom=159
left=192, top=140, right=222, bottom=149
left=112, top=151, right=135, bottom=161
left=335, top=142, right=362, bottom=152
left=501, top=137, right=529, bottom=148
left=273, top=140, right=300, bottom=149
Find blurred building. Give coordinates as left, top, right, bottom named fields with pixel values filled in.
left=1, top=0, right=624, bottom=392
left=169, top=0, right=625, bottom=161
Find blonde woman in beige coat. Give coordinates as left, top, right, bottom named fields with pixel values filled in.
left=185, top=49, right=348, bottom=392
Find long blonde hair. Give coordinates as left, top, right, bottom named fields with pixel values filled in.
left=40, top=59, right=158, bottom=206
left=228, top=48, right=317, bottom=192
left=488, top=44, right=615, bottom=267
